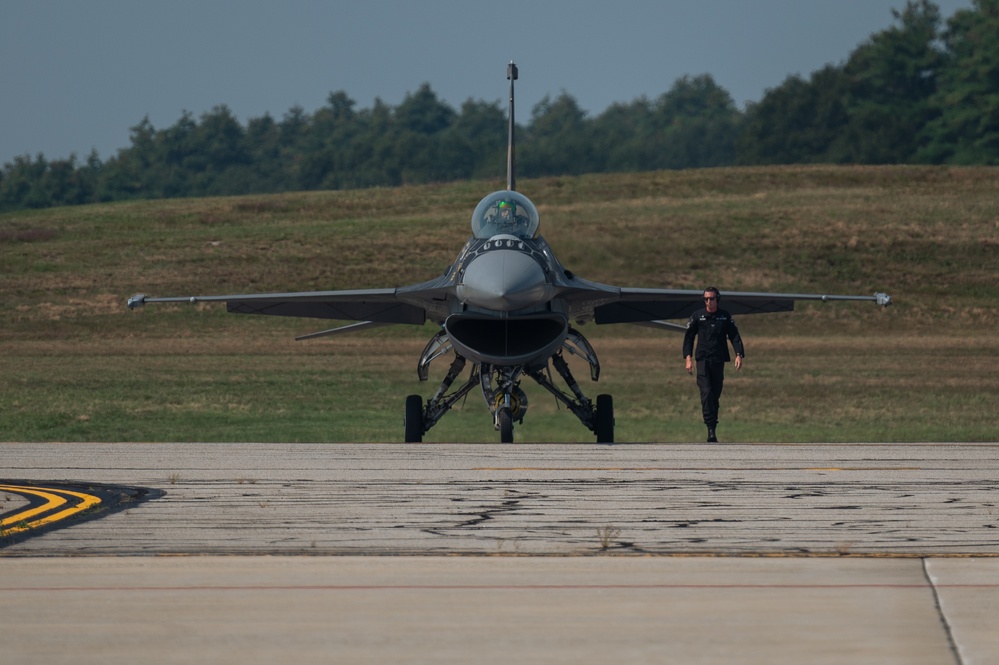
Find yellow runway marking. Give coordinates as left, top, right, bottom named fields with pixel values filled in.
left=0, top=484, right=102, bottom=534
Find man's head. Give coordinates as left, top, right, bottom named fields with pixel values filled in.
left=497, top=200, right=514, bottom=219
left=703, top=286, right=720, bottom=313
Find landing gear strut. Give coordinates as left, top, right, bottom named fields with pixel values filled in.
left=406, top=327, right=613, bottom=443
left=530, top=350, right=614, bottom=443
left=480, top=364, right=528, bottom=443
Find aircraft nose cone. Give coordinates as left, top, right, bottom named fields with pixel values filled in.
left=457, top=248, right=552, bottom=311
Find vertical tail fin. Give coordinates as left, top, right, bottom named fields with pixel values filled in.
left=506, top=61, right=518, bottom=192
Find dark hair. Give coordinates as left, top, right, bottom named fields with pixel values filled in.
left=703, top=286, right=721, bottom=302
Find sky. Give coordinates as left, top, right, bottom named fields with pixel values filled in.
left=0, top=0, right=974, bottom=166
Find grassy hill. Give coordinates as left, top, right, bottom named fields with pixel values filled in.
left=2, top=165, right=997, bottom=442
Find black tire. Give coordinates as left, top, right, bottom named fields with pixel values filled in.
left=405, top=394, right=424, bottom=443
left=595, top=394, right=614, bottom=443
left=498, top=408, right=514, bottom=443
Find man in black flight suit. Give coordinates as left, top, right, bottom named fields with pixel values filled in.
left=682, top=286, right=745, bottom=443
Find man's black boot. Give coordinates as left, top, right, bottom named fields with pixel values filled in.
left=707, top=428, right=718, bottom=443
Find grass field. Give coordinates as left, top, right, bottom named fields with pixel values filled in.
left=2, top=165, right=997, bottom=442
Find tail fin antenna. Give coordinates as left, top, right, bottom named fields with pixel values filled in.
left=506, top=61, right=518, bottom=192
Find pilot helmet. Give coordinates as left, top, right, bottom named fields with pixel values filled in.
left=496, top=200, right=515, bottom=217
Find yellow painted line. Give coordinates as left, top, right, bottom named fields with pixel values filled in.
left=0, top=484, right=102, bottom=534
left=0, top=486, right=67, bottom=525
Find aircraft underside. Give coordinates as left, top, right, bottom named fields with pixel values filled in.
left=407, top=326, right=614, bottom=443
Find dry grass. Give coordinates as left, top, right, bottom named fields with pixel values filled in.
left=2, top=165, right=997, bottom=442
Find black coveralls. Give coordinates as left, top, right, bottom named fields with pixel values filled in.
left=682, top=308, right=745, bottom=428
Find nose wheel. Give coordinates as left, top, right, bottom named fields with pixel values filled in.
left=497, top=408, right=514, bottom=443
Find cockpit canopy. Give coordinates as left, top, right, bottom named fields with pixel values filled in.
left=471, top=190, right=540, bottom=240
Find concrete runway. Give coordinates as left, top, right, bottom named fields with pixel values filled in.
left=2, top=441, right=998, bottom=663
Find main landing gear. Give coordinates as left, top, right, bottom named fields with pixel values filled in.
left=403, top=328, right=614, bottom=444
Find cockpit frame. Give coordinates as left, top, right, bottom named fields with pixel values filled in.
left=470, top=190, right=540, bottom=239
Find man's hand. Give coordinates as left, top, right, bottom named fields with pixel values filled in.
left=685, top=356, right=693, bottom=375
left=735, top=355, right=743, bottom=371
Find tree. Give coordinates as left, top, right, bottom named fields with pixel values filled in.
left=521, top=92, right=592, bottom=176
left=841, top=0, right=944, bottom=162
left=590, top=99, right=655, bottom=172
left=197, top=105, right=248, bottom=169
left=451, top=99, right=507, bottom=178
left=737, top=67, right=851, bottom=164
left=0, top=154, right=49, bottom=209
left=919, top=0, right=999, bottom=163
left=648, top=75, right=740, bottom=169
left=98, top=117, right=160, bottom=199
left=157, top=111, right=198, bottom=196
left=244, top=113, right=286, bottom=192
left=395, top=83, right=455, bottom=135
left=349, top=98, right=401, bottom=187
left=739, top=2, right=950, bottom=165
left=299, top=91, right=362, bottom=189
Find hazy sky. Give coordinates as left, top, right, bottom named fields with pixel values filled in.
left=1, top=0, right=973, bottom=166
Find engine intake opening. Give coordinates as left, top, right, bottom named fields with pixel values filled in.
left=445, top=314, right=567, bottom=366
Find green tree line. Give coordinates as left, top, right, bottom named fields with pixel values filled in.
left=2, top=0, right=997, bottom=213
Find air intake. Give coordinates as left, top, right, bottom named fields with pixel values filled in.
left=444, top=313, right=568, bottom=366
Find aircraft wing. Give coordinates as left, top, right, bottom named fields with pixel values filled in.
left=564, top=285, right=891, bottom=325
left=127, top=279, right=455, bottom=326
left=128, top=280, right=890, bottom=329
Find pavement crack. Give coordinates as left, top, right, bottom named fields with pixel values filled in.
left=922, top=558, right=964, bottom=665
left=455, top=499, right=523, bottom=527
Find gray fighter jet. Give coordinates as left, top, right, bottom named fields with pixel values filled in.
left=128, top=63, right=891, bottom=443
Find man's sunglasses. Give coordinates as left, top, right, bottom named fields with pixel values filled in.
left=703, top=296, right=717, bottom=301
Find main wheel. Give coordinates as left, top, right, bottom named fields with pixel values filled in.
left=405, top=394, right=424, bottom=443
left=595, top=394, right=614, bottom=443
left=498, top=408, right=514, bottom=443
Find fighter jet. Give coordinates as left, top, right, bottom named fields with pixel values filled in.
left=128, top=62, right=891, bottom=443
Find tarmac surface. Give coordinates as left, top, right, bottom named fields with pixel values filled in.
left=2, top=441, right=998, bottom=663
